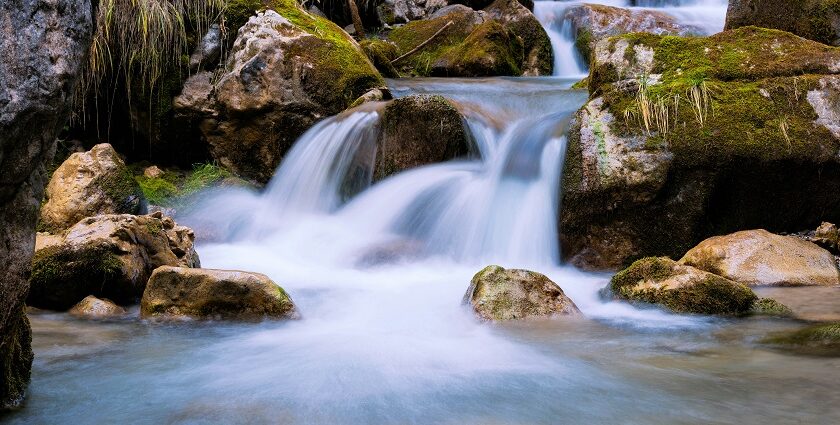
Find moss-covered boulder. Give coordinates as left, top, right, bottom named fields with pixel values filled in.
left=141, top=266, right=298, bottom=320
left=68, top=295, right=127, bottom=319
left=40, top=144, right=145, bottom=232
left=561, top=27, right=840, bottom=270
left=563, top=3, right=700, bottom=64
left=680, top=230, right=840, bottom=287
left=360, top=38, right=400, bottom=78
left=726, top=0, right=840, bottom=46
left=377, top=0, right=448, bottom=26
left=0, top=306, right=32, bottom=410
left=175, top=2, right=384, bottom=183
left=763, top=323, right=840, bottom=356
left=386, top=3, right=551, bottom=76
left=608, top=257, right=758, bottom=315
left=463, top=265, right=581, bottom=321
left=375, top=95, right=471, bottom=180
left=750, top=298, right=794, bottom=317
left=28, top=213, right=199, bottom=310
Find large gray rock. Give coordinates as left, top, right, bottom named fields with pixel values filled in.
left=484, top=0, right=553, bottom=76
left=29, top=213, right=200, bottom=310
left=141, top=266, right=298, bottom=320
left=0, top=0, right=93, bottom=408
left=726, top=0, right=840, bottom=46
left=175, top=6, right=384, bottom=183
left=463, top=265, right=581, bottom=321
left=40, top=143, right=145, bottom=232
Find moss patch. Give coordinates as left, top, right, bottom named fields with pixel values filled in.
left=134, top=163, right=244, bottom=208
left=0, top=305, right=33, bottom=409
left=763, top=322, right=840, bottom=356
left=751, top=298, right=794, bottom=317
left=28, top=244, right=125, bottom=311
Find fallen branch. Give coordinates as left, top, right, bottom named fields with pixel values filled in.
left=347, top=0, right=366, bottom=38
left=391, top=21, right=454, bottom=64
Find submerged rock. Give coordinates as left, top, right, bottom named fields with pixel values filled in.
left=375, top=95, right=471, bottom=180
left=176, top=3, right=384, bottom=183
left=28, top=213, right=199, bottom=310
left=69, top=296, right=127, bottom=319
left=763, top=322, right=840, bottom=356
left=608, top=257, right=758, bottom=315
left=726, top=0, right=840, bottom=46
left=40, top=144, right=145, bottom=232
left=561, top=27, right=840, bottom=270
left=463, top=265, right=581, bottom=321
left=680, top=230, right=840, bottom=287
left=750, top=298, right=794, bottom=317
left=563, top=3, right=699, bottom=63
left=141, top=266, right=298, bottom=320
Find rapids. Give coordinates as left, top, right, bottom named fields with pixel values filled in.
left=7, top=2, right=840, bottom=424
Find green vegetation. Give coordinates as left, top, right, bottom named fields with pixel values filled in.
left=764, top=323, right=840, bottom=356
left=29, top=244, right=125, bottom=311
left=751, top=298, right=794, bottom=317
left=135, top=163, right=240, bottom=208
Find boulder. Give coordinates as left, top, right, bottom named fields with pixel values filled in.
left=563, top=3, right=699, bottom=63
left=141, top=266, right=298, bottom=320
left=375, top=95, right=471, bottom=180
left=360, top=39, right=401, bottom=78
left=0, top=0, right=92, bottom=408
left=40, top=143, right=145, bottom=232
left=188, top=24, right=222, bottom=71
left=68, top=296, right=127, bottom=319
left=750, top=298, right=794, bottom=317
left=175, top=2, right=384, bottom=183
left=28, top=213, right=200, bottom=310
left=386, top=3, right=552, bottom=76
left=463, top=265, right=581, bottom=321
left=608, top=257, right=758, bottom=315
left=378, top=0, right=448, bottom=25
left=561, top=27, right=840, bottom=270
left=680, top=230, right=840, bottom=287
left=726, top=0, right=840, bottom=46
left=484, top=0, right=553, bottom=75
left=810, top=222, right=840, bottom=252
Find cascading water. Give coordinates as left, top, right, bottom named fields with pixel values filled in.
left=534, top=0, right=730, bottom=77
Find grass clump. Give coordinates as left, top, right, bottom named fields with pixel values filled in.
left=135, top=163, right=240, bottom=208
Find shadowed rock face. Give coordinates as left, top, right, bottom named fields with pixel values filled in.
left=0, top=0, right=93, bottom=408
left=726, top=0, right=840, bottom=47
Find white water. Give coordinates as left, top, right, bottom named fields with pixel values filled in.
left=534, top=0, right=729, bottom=77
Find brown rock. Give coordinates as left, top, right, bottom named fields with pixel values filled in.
left=69, top=296, right=127, bottom=318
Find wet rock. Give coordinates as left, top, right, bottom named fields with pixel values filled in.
left=189, top=24, right=222, bottom=70
left=680, top=230, right=840, bottom=287
left=750, top=298, right=794, bottom=317
left=360, top=39, right=400, bottom=78
left=28, top=213, right=200, bottom=310
left=726, top=0, right=840, bottom=46
left=562, top=27, right=840, bottom=270
left=463, top=265, right=581, bottom=321
left=141, top=266, right=298, bottom=320
left=69, top=296, right=127, bottom=319
left=375, top=95, right=471, bottom=180
left=763, top=322, right=840, bottom=356
left=563, top=3, right=699, bottom=63
left=176, top=3, right=384, bottom=183
left=0, top=0, right=93, bottom=408
left=608, top=257, right=758, bottom=315
left=40, top=144, right=145, bottom=232
left=809, top=222, right=840, bottom=253
left=378, top=0, right=449, bottom=25
left=386, top=3, right=551, bottom=76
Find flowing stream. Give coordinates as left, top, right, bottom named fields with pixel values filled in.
left=7, top=2, right=840, bottom=424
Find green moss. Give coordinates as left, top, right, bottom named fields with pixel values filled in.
left=751, top=298, right=794, bottom=317
left=0, top=305, right=32, bottom=409
left=575, top=28, right=594, bottom=64
left=224, top=0, right=265, bottom=33
left=29, top=244, right=125, bottom=311
left=609, top=257, right=758, bottom=315
left=136, top=175, right=178, bottom=206
left=432, top=21, right=524, bottom=77
left=360, top=39, right=400, bottom=78
left=100, top=165, right=145, bottom=214
left=763, top=322, right=840, bottom=356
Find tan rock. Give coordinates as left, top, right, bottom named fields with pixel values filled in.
left=40, top=143, right=145, bottom=231
left=463, top=265, right=580, bottom=321
left=680, top=230, right=840, bottom=287
left=143, top=165, right=164, bottom=179
left=68, top=296, right=126, bottom=318
left=141, top=266, right=298, bottom=320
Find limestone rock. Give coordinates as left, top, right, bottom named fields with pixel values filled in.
left=484, top=0, right=553, bottom=75
left=28, top=213, right=200, bottom=310
left=40, top=143, right=145, bottom=232
left=189, top=24, right=222, bottom=70
left=608, top=257, right=758, bottom=315
left=141, top=266, right=298, bottom=320
left=680, top=230, right=840, bottom=287
left=68, top=296, right=127, bottom=319
left=726, top=0, right=840, bottom=46
left=463, top=265, right=581, bottom=321
left=175, top=3, right=384, bottom=183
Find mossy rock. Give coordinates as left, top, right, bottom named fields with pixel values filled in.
left=726, top=0, right=840, bottom=47
left=375, top=95, right=471, bottom=180
left=763, top=322, right=840, bottom=356
left=0, top=305, right=33, bottom=409
left=360, top=38, right=400, bottom=78
left=431, top=21, right=524, bottom=77
left=28, top=244, right=126, bottom=311
left=751, top=298, right=794, bottom=317
left=608, top=257, right=758, bottom=315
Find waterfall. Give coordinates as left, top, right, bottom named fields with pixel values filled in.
left=533, top=0, right=729, bottom=78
